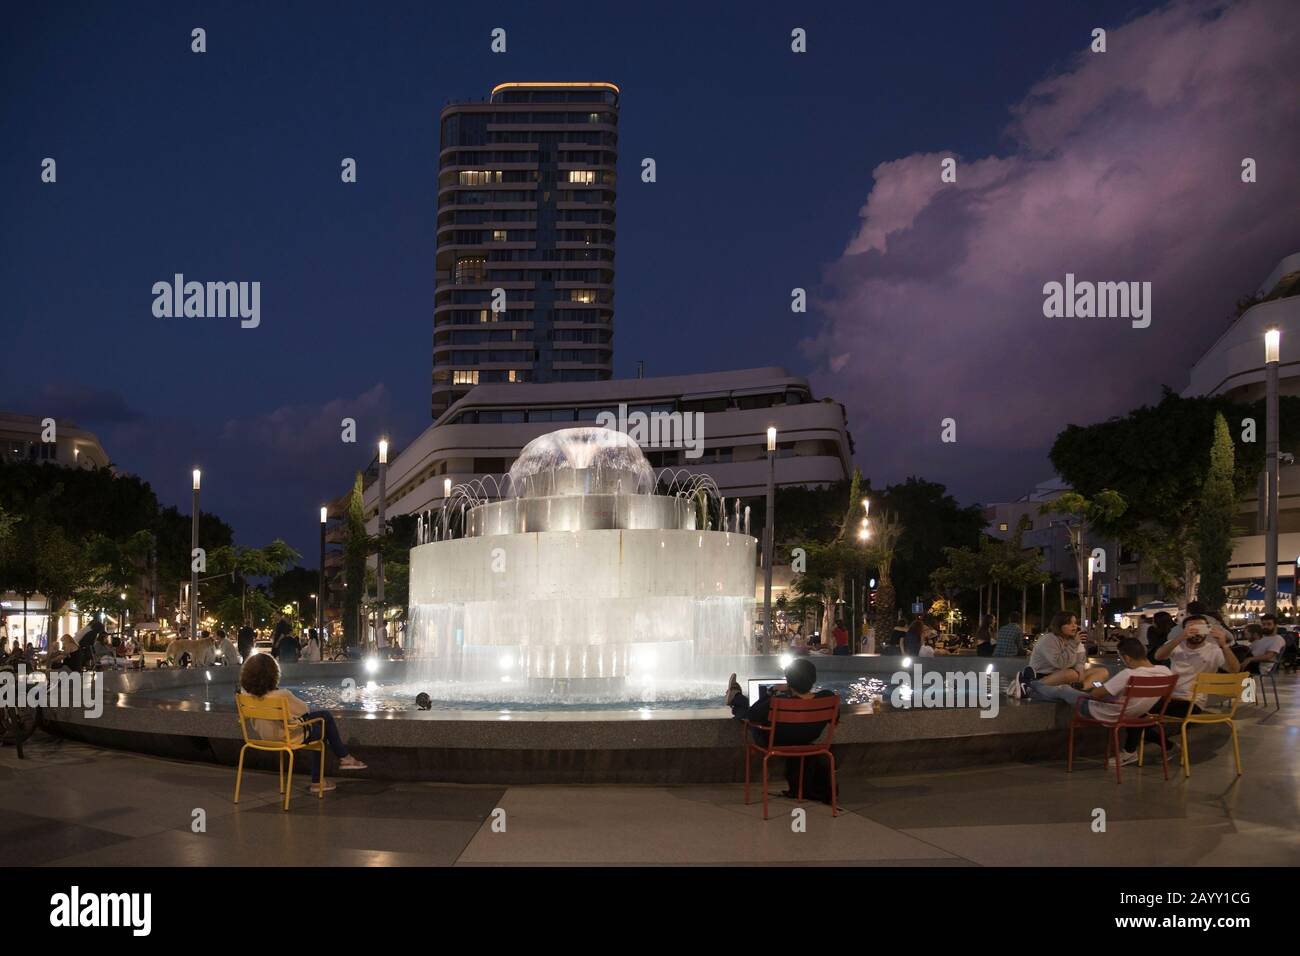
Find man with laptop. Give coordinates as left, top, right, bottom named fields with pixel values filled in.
left=726, top=659, right=838, bottom=802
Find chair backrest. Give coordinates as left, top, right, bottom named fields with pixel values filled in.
left=765, top=694, right=840, bottom=748
left=1190, top=672, right=1249, bottom=717
left=1113, top=673, right=1178, bottom=717
left=234, top=692, right=292, bottom=743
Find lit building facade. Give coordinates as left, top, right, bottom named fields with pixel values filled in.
left=433, top=81, right=619, bottom=417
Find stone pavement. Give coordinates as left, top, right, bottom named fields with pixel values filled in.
left=2, top=675, right=1296, bottom=866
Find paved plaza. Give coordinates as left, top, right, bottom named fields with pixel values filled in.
left=3, top=675, right=1296, bottom=867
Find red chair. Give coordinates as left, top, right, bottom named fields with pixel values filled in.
left=1066, top=673, right=1178, bottom=783
left=743, top=694, right=840, bottom=819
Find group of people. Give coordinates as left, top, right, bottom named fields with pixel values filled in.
left=1008, top=602, right=1287, bottom=768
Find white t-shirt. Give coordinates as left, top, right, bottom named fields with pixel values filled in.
left=1088, top=664, right=1173, bottom=723
left=1250, top=634, right=1285, bottom=659
left=918, top=645, right=936, bottom=657
left=1169, top=641, right=1225, bottom=700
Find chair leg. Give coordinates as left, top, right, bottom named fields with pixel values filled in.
left=1270, top=674, right=1279, bottom=711
left=233, top=746, right=247, bottom=804
left=743, top=745, right=751, bottom=807
left=283, top=750, right=295, bottom=811
left=1112, top=728, right=1122, bottom=784
left=1067, top=723, right=1075, bottom=773
left=797, top=756, right=805, bottom=802
left=317, top=743, right=326, bottom=797
left=827, top=752, right=838, bottom=818
left=761, top=754, right=770, bottom=821
left=1155, top=724, right=1169, bottom=780
left=1137, top=730, right=1145, bottom=767
left=1230, top=722, right=1243, bottom=776
left=1257, top=675, right=1265, bottom=707
left=1181, top=724, right=1191, bottom=779
left=278, top=751, right=285, bottom=794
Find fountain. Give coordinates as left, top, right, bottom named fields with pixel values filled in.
left=405, top=427, right=757, bottom=704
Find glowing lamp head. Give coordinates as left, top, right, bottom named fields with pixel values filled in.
left=444, top=477, right=452, bottom=497
left=320, top=506, right=328, bottom=524
left=766, top=427, right=777, bottom=453
left=902, top=657, right=913, bottom=668
left=1265, top=328, right=1281, bottom=363
left=192, top=469, right=201, bottom=491
left=378, top=439, right=389, bottom=464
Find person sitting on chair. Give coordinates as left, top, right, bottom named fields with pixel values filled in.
left=725, top=659, right=838, bottom=802
left=238, top=653, right=366, bottom=794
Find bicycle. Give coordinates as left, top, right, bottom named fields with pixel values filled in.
left=0, top=662, right=40, bottom=758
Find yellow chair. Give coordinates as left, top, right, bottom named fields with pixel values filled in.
left=1159, top=673, right=1249, bottom=779
left=233, top=693, right=326, bottom=811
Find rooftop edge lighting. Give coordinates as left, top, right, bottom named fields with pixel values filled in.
left=491, top=81, right=620, bottom=95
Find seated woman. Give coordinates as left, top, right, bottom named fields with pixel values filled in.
left=238, top=653, right=366, bottom=793
left=900, top=620, right=935, bottom=659
left=1020, top=612, right=1109, bottom=695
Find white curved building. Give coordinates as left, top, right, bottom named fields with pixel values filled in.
left=1183, top=251, right=1300, bottom=591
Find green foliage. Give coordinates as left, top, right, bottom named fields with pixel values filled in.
left=343, top=473, right=368, bottom=646
left=1196, top=413, right=1235, bottom=609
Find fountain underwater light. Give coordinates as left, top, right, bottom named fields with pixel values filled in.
left=407, top=426, right=758, bottom=703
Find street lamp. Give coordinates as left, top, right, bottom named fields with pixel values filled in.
left=443, top=477, right=452, bottom=541
left=190, top=468, right=201, bottom=637
left=763, top=426, right=777, bottom=654
left=376, top=438, right=388, bottom=652
left=1265, top=328, right=1280, bottom=615
left=318, top=506, right=327, bottom=632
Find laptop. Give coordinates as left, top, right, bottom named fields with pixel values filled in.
left=747, top=678, right=784, bottom=702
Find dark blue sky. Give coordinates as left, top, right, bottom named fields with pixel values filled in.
left=1, top=0, right=1234, bottom=558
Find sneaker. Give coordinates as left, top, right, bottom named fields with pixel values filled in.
left=309, top=781, right=337, bottom=794
left=1108, top=750, right=1140, bottom=769
left=338, top=756, right=367, bottom=771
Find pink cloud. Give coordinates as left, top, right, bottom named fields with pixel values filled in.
left=805, top=0, right=1299, bottom=501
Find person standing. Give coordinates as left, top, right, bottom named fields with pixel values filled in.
left=237, top=625, right=255, bottom=662
left=831, top=620, right=850, bottom=656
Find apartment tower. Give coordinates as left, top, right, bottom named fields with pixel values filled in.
left=432, top=81, right=619, bottom=418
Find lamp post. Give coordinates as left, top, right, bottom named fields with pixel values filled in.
left=119, top=592, right=127, bottom=638
left=318, top=506, right=327, bottom=633
left=1265, top=328, right=1280, bottom=616
left=376, top=438, right=388, bottom=652
left=763, top=427, right=776, bottom=654
left=443, top=477, right=452, bottom=540
left=190, top=469, right=200, bottom=637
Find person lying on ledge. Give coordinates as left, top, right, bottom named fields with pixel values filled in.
left=726, top=659, right=837, bottom=803
left=239, top=653, right=367, bottom=794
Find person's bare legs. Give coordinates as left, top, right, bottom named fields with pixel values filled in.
left=1036, top=668, right=1080, bottom=688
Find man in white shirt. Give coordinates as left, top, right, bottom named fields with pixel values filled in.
left=1028, top=637, right=1174, bottom=767
left=1241, top=614, right=1286, bottom=673
left=1152, top=614, right=1241, bottom=713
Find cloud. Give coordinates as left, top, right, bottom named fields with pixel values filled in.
left=6, top=383, right=143, bottom=425
left=804, top=0, right=1300, bottom=502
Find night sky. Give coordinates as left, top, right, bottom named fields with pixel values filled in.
left=3, top=0, right=1297, bottom=560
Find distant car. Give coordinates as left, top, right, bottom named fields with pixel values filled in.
left=251, top=639, right=274, bottom=656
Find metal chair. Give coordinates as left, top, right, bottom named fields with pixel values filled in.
left=743, top=694, right=840, bottom=820
left=1067, top=673, right=1178, bottom=783
left=233, top=693, right=326, bottom=811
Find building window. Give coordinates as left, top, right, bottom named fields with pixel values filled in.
left=492, top=229, right=508, bottom=242
left=455, top=258, right=487, bottom=284
left=507, top=369, right=518, bottom=382
left=570, top=289, right=596, bottom=303
left=459, top=170, right=503, bottom=185
left=453, top=370, right=479, bottom=385
left=567, top=170, right=596, bottom=184
left=999, top=522, right=1008, bottom=532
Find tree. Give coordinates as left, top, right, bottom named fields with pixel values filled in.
left=343, top=473, right=367, bottom=647
left=1050, top=389, right=1300, bottom=598
left=875, top=477, right=985, bottom=613
left=1196, top=412, right=1236, bottom=610
left=1043, top=490, right=1126, bottom=617
left=864, top=509, right=904, bottom=639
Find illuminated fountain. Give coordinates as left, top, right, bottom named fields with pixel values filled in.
left=406, top=427, right=757, bottom=704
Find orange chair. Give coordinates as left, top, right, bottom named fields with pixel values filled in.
left=233, top=693, right=327, bottom=811
left=743, top=694, right=840, bottom=820
left=1066, top=673, right=1177, bottom=784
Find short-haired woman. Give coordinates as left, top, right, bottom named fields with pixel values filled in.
left=238, top=654, right=366, bottom=793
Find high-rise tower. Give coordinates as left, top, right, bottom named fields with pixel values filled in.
left=432, top=81, right=619, bottom=418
